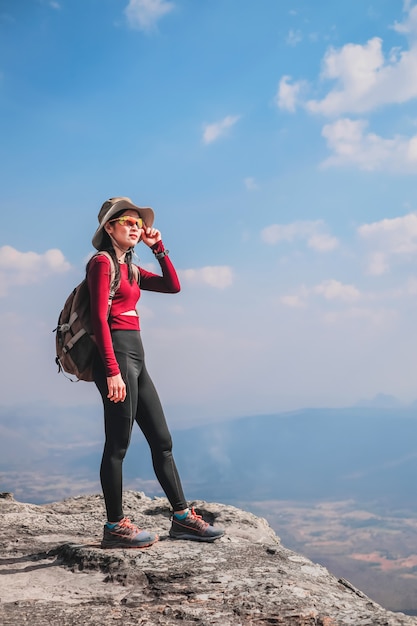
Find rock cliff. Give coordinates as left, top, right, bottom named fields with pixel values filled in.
left=1, top=491, right=416, bottom=626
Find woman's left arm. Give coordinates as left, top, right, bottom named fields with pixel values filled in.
left=140, top=226, right=181, bottom=293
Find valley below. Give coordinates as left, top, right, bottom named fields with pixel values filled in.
left=243, top=498, right=417, bottom=616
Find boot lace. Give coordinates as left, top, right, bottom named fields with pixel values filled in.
left=117, top=517, right=141, bottom=536
left=188, top=507, right=209, bottom=530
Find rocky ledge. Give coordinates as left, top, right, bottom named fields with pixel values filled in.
left=0, top=490, right=416, bottom=626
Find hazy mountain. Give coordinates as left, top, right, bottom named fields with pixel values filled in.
left=354, top=393, right=403, bottom=409
left=2, top=405, right=416, bottom=510
left=156, top=406, right=417, bottom=507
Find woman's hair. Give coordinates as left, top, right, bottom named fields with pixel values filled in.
left=87, top=209, right=137, bottom=285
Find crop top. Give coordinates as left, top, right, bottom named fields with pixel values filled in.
left=87, top=241, right=180, bottom=377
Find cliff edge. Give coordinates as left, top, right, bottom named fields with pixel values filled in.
left=0, top=491, right=415, bottom=626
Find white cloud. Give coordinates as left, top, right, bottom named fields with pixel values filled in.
left=277, top=4, right=417, bottom=170
left=202, top=115, right=240, bottom=144
left=313, top=279, right=360, bottom=302
left=0, top=246, right=71, bottom=296
left=286, top=29, right=302, bottom=47
left=281, top=279, right=360, bottom=308
left=261, top=220, right=339, bottom=252
left=276, top=5, right=417, bottom=118
left=306, top=33, right=417, bottom=116
left=180, top=266, right=233, bottom=289
left=307, top=233, right=339, bottom=252
left=358, top=212, right=417, bottom=274
left=124, top=0, right=174, bottom=32
left=359, top=213, right=417, bottom=252
left=393, top=3, right=417, bottom=36
left=276, top=76, right=307, bottom=112
left=367, top=252, right=389, bottom=276
left=280, top=294, right=306, bottom=308
left=38, top=0, right=61, bottom=8
left=405, top=275, right=417, bottom=294
left=402, top=0, right=413, bottom=14
left=244, top=177, right=258, bottom=190
left=321, top=118, right=417, bottom=171
left=261, top=220, right=320, bottom=244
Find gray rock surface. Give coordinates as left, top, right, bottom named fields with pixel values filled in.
left=0, top=490, right=416, bottom=626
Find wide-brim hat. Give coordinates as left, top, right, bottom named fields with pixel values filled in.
left=92, top=197, right=155, bottom=250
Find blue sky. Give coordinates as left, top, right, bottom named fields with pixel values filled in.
left=2, top=0, right=417, bottom=428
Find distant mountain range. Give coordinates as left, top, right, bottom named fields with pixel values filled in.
left=3, top=404, right=415, bottom=509
left=150, top=406, right=417, bottom=507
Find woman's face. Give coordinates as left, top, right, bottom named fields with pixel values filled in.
left=104, top=209, right=144, bottom=249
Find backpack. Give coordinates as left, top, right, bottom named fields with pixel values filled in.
left=54, top=252, right=139, bottom=382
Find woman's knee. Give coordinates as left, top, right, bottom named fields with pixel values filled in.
left=148, top=432, right=173, bottom=457
left=103, top=443, right=129, bottom=463
left=103, top=425, right=132, bottom=460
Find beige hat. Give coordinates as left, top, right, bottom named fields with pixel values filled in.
left=92, top=197, right=155, bottom=250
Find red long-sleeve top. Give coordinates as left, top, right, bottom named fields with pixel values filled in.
left=87, top=241, right=180, bottom=377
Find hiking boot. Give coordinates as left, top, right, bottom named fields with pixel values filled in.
left=169, top=507, right=225, bottom=542
left=101, top=517, right=158, bottom=549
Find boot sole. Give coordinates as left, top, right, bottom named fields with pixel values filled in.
left=101, top=535, right=159, bottom=549
left=169, top=531, right=223, bottom=542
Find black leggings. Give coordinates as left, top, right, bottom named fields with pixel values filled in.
left=93, top=330, right=187, bottom=522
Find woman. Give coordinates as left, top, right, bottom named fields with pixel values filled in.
left=88, top=197, right=224, bottom=548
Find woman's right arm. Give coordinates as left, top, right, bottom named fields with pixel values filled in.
left=87, top=256, right=126, bottom=402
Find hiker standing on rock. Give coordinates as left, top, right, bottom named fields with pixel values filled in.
left=88, top=197, right=224, bottom=548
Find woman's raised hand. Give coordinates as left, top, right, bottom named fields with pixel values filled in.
left=141, top=226, right=162, bottom=247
